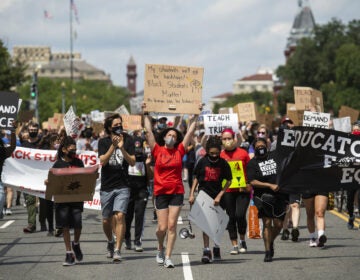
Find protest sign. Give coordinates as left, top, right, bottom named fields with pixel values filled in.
left=203, top=113, right=239, bottom=135
left=143, top=64, right=203, bottom=114
left=287, top=110, right=304, bottom=126
left=188, top=190, right=229, bottom=245
left=115, top=104, right=130, bottom=115
left=333, top=117, right=352, bottom=133
left=302, top=111, right=330, bottom=128
left=121, top=114, right=142, bottom=131
left=46, top=165, right=98, bottom=203
left=90, top=110, right=105, bottom=122
left=276, top=127, right=360, bottom=194
left=338, top=106, right=359, bottom=124
left=233, top=102, right=257, bottom=123
left=294, top=86, right=324, bottom=112
left=0, top=91, right=19, bottom=129
left=63, top=106, right=84, bottom=138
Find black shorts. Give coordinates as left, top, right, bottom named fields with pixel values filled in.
left=154, top=194, right=184, bottom=210
left=254, top=193, right=288, bottom=220
left=55, top=202, right=83, bottom=229
left=302, top=192, right=329, bottom=200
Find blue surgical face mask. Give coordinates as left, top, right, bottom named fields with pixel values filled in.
left=164, top=136, right=175, bottom=146
left=158, top=123, right=166, bottom=130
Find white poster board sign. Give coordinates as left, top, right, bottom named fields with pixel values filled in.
left=188, top=191, right=229, bottom=245
left=203, top=113, right=239, bottom=135
left=63, top=106, right=84, bottom=138
left=302, top=111, right=330, bottom=128
left=333, top=117, right=352, bottom=133
left=115, top=105, right=130, bottom=115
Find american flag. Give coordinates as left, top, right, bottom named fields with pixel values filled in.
left=44, top=10, right=53, bottom=19
left=71, top=0, right=80, bottom=24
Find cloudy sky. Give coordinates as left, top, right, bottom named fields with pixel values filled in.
left=1, top=0, right=359, bottom=103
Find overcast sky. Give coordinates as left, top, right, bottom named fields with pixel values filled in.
left=1, top=0, right=359, bottom=103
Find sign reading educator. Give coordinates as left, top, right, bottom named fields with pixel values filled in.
left=143, top=64, right=203, bottom=114
left=0, top=91, right=19, bottom=129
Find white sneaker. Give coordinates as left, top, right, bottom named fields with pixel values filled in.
left=164, top=258, right=174, bottom=268
left=309, top=238, right=317, bottom=247
left=156, top=248, right=165, bottom=265
left=5, top=209, right=12, bottom=215
left=230, top=246, right=239, bottom=255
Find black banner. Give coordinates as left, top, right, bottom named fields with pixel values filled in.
left=275, top=126, right=360, bottom=194
left=0, top=91, right=19, bottom=129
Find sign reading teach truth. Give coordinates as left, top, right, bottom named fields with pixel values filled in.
left=143, top=64, right=203, bottom=114
left=0, top=91, right=19, bottom=129
left=203, top=113, right=239, bottom=135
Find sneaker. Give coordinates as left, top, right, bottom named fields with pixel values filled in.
left=213, top=247, right=221, bottom=261
left=23, top=225, right=36, bottom=233
left=270, top=242, right=274, bottom=257
left=291, top=228, right=300, bottom=242
left=201, top=249, right=212, bottom=264
left=54, top=228, right=63, bottom=237
left=164, top=258, right=174, bottom=268
left=309, top=238, right=317, bottom=247
left=264, top=251, right=272, bottom=262
left=125, top=238, right=132, bottom=250
left=156, top=248, right=165, bottom=265
left=62, top=253, right=75, bottom=266
left=317, top=235, right=327, bottom=248
left=134, top=241, right=143, bottom=252
left=239, top=241, right=247, bottom=253
left=281, top=229, right=290, bottom=240
left=230, top=246, right=239, bottom=255
left=72, top=241, right=83, bottom=262
left=113, top=249, right=122, bottom=262
left=107, top=241, right=114, bottom=258
left=5, top=208, right=12, bottom=215
left=347, top=216, right=355, bottom=230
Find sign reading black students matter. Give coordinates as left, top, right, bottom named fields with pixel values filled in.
left=275, top=126, right=360, bottom=194
left=0, top=92, right=19, bottom=129
left=143, top=64, right=203, bottom=114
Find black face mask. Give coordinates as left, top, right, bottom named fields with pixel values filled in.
left=255, top=147, right=267, bottom=157
left=67, top=150, right=77, bottom=159
left=29, top=131, right=38, bottom=138
left=208, top=155, right=220, bottom=162
left=112, top=126, right=123, bottom=135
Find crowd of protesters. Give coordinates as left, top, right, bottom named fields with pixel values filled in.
left=1, top=111, right=360, bottom=266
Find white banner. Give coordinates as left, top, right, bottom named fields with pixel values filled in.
left=188, top=190, right=229, bottom=245
left=2, top=147, right=101, bottom=210
left=203, top=113, right=239, bottom=135
left=302, top=111, right=330, bottom=128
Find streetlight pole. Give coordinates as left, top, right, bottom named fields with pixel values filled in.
left=61, top=82, right=66, bottom=114
left=72, top=89, right=76, bottom=111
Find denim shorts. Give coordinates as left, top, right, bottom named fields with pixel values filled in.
left=154, top=194, right=184, bottom=210
left=100, top=188, right=130, bottom=218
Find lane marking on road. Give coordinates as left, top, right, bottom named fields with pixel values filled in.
left=181, top=252, right=193, bottom=280
left=177, top=215, right=183, bottom=224
left=0, top=220, right=15, bottom=229
left=329, top=210, right=360, bottom=227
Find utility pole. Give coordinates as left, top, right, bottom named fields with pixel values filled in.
left=32, top=69, right=39, bottom=122
left=70, top=0, right=76, bottom=114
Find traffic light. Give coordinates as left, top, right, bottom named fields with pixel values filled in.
left=30, top=83, right=37, bottom=99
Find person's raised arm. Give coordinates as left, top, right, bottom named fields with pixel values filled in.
left=182, top=115, right=198, bottom=148
left=6, top=120, right=17, bottom=158
left=144, top=115, right=156, bottom=151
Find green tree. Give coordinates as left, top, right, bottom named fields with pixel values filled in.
left=0, top=40, right=27, bottom=91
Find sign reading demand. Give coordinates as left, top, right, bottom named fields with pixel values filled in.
left=143, top=64, right=203, bottom=114
left=0, top=91, right=19, bottom=129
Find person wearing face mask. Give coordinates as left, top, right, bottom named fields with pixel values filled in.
left=144, top=111, right=199, bottom=269
left=189, top=136, right=232, bottom=263
left=246, top=138, right=288, bottom=262
left=248, top=124, right=271, bottom=159
left=45, top=136, right=85, bottom=266
left=21, top=121, right=42, bottom=233
left=220, top=128, right=251, bottom=256
left=98, top=113, right=136, bottom=262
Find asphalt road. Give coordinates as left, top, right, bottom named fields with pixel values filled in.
left=1, top=195, right=360, bottom=280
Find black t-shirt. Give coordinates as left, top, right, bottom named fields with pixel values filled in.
left=246, top=152, right=278, bottom=197
left=22, top=138, right=41, bottom=149
left=98, top=135, right=135, bottom=191
left=0, top=145, right=7, bottom=178
left=193, top=155, right=232, bottom=199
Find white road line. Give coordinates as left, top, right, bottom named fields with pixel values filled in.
left=177, top=215, right=183, bottom=224
left=181, top=252, right=193, bottom=280
left=0, top=220, right=15, bottom=229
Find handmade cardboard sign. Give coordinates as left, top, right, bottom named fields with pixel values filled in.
left=338, top=106, right=359, bottom=124
left=46, top=165, right=99, bottom=203
left=233, top=102, right=257, bottom=123
left=294, top=86, right=324, bottom=112
left=303, top=111, right=331, bottom=128
left=143, top=64, right=203, bottom=114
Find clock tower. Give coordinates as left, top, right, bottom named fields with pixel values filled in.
left=127, top=56, right=137, bottom=97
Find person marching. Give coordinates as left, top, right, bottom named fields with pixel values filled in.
left=189, top=136, right=232, bottom=263
left=47, top=136, right=85, bottom=266
left=246, top=138, right=288, bottom=262
left=220, top=128, right=251, bottom=256
left=143, top=111, right=199, bottom=268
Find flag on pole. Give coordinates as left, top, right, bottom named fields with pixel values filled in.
left=71, top=0, right=80, bottom=24
left=44, top=10, right=53, bottom=19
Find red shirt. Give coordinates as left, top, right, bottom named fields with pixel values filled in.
left=220, top=147, right=250, bottom=192
left=153, top=142, right=185, bottom=196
